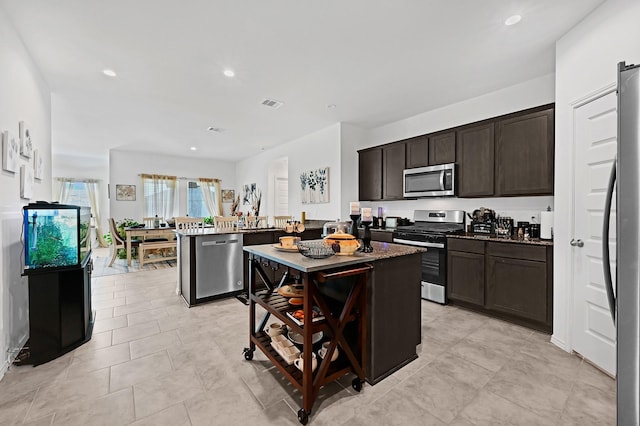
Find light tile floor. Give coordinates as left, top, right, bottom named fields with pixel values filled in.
left=0, top=266, right=616, bottom=425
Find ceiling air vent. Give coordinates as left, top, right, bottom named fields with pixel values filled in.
left=261, top=98, right=284, bottom=109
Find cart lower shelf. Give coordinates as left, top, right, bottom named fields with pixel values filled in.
left=246, top=332, right=354, bottom=389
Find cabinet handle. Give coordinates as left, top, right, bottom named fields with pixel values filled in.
left=570, top=239, right=584, bottom=247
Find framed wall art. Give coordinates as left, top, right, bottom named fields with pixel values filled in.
left=19, top=121, right=33, bottom=159
left=2, top=130, right=19, bottom=173
left=115, top=184, right=136, bottom=201
left=20, top=164, right=34, bottom=199
left=33, top=149, right=44, bottom=180
left=300, top=166, right=329, bottom=204
left=243, top=183, right=256, bottom=205
left=221, top=189, right=235, bottom=203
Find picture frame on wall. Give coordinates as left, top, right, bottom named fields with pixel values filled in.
left=115, top=184, right=136, bottom=201
left=300, top=166, right=329, bottom=204
left=221, top=189, right=235, bottom=203
left=2, top=130, right=19, bottom=173
left=19, top=121, right=33, bottom=159
left=33, top=149, right=44, bottom=180
left=20, top=164, right=34, bottom=199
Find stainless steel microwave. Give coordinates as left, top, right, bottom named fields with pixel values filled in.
left=403, top=163, right=456, bottom=198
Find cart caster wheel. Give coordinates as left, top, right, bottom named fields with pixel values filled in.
left=242, top=348, right=254, bottom=361
left=297, top=409, right=309, bottom=425
left=352, top=378, right=363, bottom=392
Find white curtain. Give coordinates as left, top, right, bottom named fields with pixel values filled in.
left=142, top=174, right=178, bottom=219
left=86, top=181, right=109, bottom=247
left=53, top=177, right=73, bottom=203
left=198, top=178, right=222, bottom=216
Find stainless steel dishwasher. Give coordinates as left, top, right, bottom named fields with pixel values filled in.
left=178, top=233, right=244, bottom=306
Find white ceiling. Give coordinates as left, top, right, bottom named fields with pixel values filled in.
left=1, top=0, right=604, bottom=162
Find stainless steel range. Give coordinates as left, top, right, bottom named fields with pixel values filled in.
left=392, top=210, right=466, bottom=304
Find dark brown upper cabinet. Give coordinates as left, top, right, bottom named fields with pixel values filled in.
left=357, top=104, right=554, bottom=201
left=495, top=107, right=554, bottom=196
left=358, top=148, right=383, bottom=201
left=428, top=131, right=456, bottom=165
left=382, top=143, right=406, bottom=200
left=405, top=135, right=429, bottom=169
left=457, top=122, right=495, bottom=197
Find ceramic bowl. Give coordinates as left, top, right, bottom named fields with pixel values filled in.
left=324, top=231, right=361, bottom=255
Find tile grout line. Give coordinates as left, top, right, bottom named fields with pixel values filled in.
left=21, top=384, right=41, bottom=425
left=554, top=357, right=584, bottom=426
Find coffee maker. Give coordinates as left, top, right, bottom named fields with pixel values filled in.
left=471, top=207, right=495, bottom=234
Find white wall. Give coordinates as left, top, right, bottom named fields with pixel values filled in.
left=340, top=124, right=367, bottom=220
left=0, top=7, right=51, bottom=378
left=554, top=0, right=640, bottom=349
left=358, top=73, right=556, bottom=222
left=236, top=124, right=344, bottom=222
left=109, top=150, right=236, bottom=221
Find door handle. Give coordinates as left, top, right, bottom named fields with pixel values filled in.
left=602, top=158, right=617, bottom=324
left=570, top=239, right=584, bottom=247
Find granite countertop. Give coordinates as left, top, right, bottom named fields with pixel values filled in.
left=448, top=233, right=554, bottom=246
left=243, top=240, right=424, bottom=273
left=175, top=223, right=323, bottom=237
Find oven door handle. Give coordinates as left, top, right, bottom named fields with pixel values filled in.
left=393, top=238, right=444, bottom=249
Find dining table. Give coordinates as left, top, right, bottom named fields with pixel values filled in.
left=124, top=225, right=176, bottom=266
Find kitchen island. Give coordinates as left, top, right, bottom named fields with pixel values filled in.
left=174, top=224, right=324, bottom=305
left=243, top=241, right=423, bottom=424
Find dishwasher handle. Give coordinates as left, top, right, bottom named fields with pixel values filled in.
left=201, top=239, right=239, bottom=246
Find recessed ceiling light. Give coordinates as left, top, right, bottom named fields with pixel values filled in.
left=207, top=126, right=224, bottom=132
left=223, top=69, right=235, bottom=78
left=327, top=104, right=336, bottom=109
left=102, top=69, right=117, bottom=77
left=504, top=15, right=522, bottom=26
left=190, top=146, right=197, bottom=151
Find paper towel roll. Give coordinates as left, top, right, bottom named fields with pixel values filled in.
left=540, top=211, right=554, bottom=240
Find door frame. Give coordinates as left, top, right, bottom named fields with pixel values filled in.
left=556, top=82, right=617, bottom=355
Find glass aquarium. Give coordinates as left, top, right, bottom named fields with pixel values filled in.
left=23, top=203, right=92, bottom=273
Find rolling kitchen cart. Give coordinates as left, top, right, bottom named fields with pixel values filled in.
left=242, top=246, right=370, bottom=425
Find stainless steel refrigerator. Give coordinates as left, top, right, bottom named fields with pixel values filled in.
left=603, top=61, right=640, bottom=425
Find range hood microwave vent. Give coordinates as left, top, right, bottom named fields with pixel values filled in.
left=261, top=98, right=284, bottom=109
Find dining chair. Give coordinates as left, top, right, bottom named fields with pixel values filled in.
left=175, top=216, right=204, bottom=232
left=273, top=215, right=292, bottom=228
left=213, top=216, right=237, bottom=230
left=108, top=218, right=141, bottom=266
left=245, top=215, right=268, bottom=228
left=141, top=216, right=169, bottom=242
left=142, top=216, right=164, bottom=227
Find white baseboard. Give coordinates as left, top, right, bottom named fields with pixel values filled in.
left=550, top=334, right=569, bottom=352
left=1, top=332, right=30, bottom=380
left=0, top=359, right=8, bottom=381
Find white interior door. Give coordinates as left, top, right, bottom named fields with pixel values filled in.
left=572, top=90, right=617, bottom=375
left=274, top=177, right=289, bottom=216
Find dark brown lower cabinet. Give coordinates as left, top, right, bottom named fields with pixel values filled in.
left=447, top=238, right=553, bottom=332
left=486, top=256, right=549, bottom=324
left=370, top=229, right=394, bottom=243
left=367, top=253, right=421, bottom=384
left=448, top=250, right=485, bottom=306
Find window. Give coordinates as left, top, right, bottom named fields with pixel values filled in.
left=66, top=182, right=90, bottom=207
left=187, top=181, right=210, bottom=217
left=142, top=174, right=177, bottom=219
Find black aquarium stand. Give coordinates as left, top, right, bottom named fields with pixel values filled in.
left=25, top=258, right=94, bottom=366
